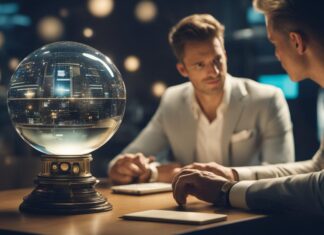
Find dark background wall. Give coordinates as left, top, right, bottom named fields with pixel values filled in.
left=0, top=0, right=320, bottom=189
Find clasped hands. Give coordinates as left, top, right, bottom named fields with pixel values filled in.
left=109, top=153, right=155, bottom=185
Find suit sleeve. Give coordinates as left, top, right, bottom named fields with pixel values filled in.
left=121, top=96, right=170, bottom=156
left=234, top=148, right=323, bottom=180
left=259, top=88, right=295, bottom=165
left=230, top=148, right=324, bottom=211
left=245, top=170, right=324, bottom=215
left=107, top=101, right=171, bottom=173
left=107, top=94, right=171, bottom=173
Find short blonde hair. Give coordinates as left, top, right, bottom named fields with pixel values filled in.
left=168, top=14, right=225, bottom=61
left=253, top=0, right=323, bottom=42
left=253, top=0, right=288, bottom=13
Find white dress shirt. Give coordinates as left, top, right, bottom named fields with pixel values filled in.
left=191, top=77, right=231, bottom=164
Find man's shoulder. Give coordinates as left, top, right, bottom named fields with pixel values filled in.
left=231, top=76, right=282, bottom=99
left=157, top=82, right=192, bottom=113
left=162, top=82, right=192, bottom=100
left=165, top=82, right=192, bottom=93
left=230, top=77, right=288, bottom=122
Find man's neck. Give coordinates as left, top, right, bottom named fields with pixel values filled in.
left=308, top=43, right=324, bottom=87
left=312, top=61, right=324, bottom=88
left=195, top=91, right=224, bottom=123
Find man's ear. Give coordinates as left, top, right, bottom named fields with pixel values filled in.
left=176, top=63, right=188, bottom=77
left=289, top=32, right=306, bottom=55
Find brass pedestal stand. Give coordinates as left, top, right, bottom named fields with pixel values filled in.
left=20, top=155, right=112, bottom=214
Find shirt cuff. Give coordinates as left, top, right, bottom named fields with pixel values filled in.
left=232, top=167, right=256, bottom=180
left=229, top=181, right=255, bottom=209
left=148, top=162, right=160, bottom=182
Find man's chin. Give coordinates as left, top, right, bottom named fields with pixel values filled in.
left=290, top=76, right=306, bottom=83
left=206, top=84, right=224, bottom=94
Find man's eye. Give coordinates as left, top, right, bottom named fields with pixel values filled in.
left=194, top=63, right=204, bottom=69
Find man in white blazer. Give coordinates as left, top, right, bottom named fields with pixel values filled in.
left=109, top=14, right=294, bottom=185
left=172, top=0, right=324, bottom=216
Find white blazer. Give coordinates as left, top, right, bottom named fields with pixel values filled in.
left=118, top=75, right=294, bottom=166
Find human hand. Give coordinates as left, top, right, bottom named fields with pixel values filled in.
left=172, top=169, right=229, bottom=206
left=182, top=162, right=238, bottom=181
left=109, top=153, right=155, bottom=185
left=154, top=163, right=182, bottom=182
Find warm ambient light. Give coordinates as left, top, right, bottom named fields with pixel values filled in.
left=8, top=58, right=19, bottom=70
left=152, top=81, right=167, bottom=97
left=59, top=8, right=69, bottom=18
left=135, top=0, right=157, bottom=23
left=83, top=27, right=94, bottom=38
left=124, top=55, right=140, bottom=72
left=37, top=16, right=64, bottom=41
left=24, top=90, right=35, bottom=98
left=88, top=0, right=114, bottom=18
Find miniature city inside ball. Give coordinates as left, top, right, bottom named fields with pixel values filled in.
left=7, top=41, right=126, bottom=156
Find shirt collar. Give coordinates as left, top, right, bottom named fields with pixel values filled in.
left=191, top=74, right=232, bottom=120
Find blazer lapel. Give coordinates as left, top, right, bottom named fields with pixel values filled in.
left=221, top=77, right=248, bottom=166
left=181, top=83, right=197, bottom=164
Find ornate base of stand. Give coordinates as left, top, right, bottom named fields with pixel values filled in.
left=20, top=155, right=112, bottom=214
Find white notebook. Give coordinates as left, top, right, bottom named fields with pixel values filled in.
left=111, top=182, right=172, bottom=195
left=122, top=210, right=227, bottom=225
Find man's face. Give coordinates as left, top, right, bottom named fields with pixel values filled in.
left=265, top=15, right=307, bottom=82
left=177, top=37, right=227, bottom=96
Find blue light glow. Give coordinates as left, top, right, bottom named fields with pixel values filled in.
left=247, top=7, right=265, bottom=25
left=0, top=3, right=19, bottom=14
left=258, top=74, right=299, bottom=99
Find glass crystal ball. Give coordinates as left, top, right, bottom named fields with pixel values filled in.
left=7, top=41, right=126, bottom=156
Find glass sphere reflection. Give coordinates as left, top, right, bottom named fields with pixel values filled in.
left=7, top=41, right=126, bottom=156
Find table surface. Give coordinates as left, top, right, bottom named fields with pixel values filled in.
left=0, top=186, right=266, bottom=235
